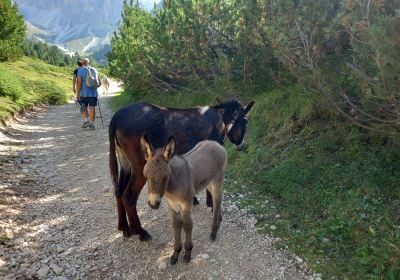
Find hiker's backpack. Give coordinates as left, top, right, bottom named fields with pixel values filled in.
left=85, top=66, right=101, bottom=88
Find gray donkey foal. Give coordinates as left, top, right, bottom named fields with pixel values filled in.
left=141, top=134, right=227, bottom=264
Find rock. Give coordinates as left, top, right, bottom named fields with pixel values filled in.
left=36, top=266, right=49, bottom=278
left=0, top=258, right=6, bottom=270
left=56, top=246, right=64, bottom=253
left=270, top=225, right=277, bottom=230
left=227, top=205, right=239, bottom=212
left=275, top=214, right=281, bottom=219
left=202, top=254, right=210, bottom=260
left=13, top=238, right=24, bottom=245
left=322, top=238, right=330, bottom=243
left=295, top=256, right=303, bottom=263
left=53, top=277, right=68, bottom=280
left=50, top=263, right=63, bottom=274
left=248, top=217, right=258, bottom=226
left=156, top=258, right=167, bottom=271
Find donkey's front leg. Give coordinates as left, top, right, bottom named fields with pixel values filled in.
left=170, top=210, right=182, bottom=265
left=182, top=208, right=193, bottom=263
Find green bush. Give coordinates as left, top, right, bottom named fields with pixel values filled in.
left=31, top=80, right=68, bottom=105
left=0, top=65, right=24, bottom=101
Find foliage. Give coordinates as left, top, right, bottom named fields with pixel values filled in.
left=0, top=57, right=74, bottom=120
left=109, top=0, right=400, bottom=132
left=0, top=0, right=26, bottom=61
left=23, top=39, right=80, bottom=67
left=268, top=0, right=400, bottom=133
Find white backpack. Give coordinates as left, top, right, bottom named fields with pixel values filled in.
left=85, top=66, right=101, bottom=88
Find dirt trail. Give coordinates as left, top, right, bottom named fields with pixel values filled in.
left=0, top=83, right=319, bottom=280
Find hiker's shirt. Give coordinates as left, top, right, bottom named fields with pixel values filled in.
left=77, top=67, right=99, bottom=98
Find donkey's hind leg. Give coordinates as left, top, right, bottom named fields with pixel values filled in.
left=209, top=180, right=223, bottom=241
left=115, top=171, right=130, bottom=237
left=123, top=174, right=151, bottom=241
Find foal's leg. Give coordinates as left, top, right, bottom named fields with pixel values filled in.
left=210, top=182, right=223, bottom=241
left=170, top=210, right=183, bottom=265
left=182, top=207, right=193, bottom=263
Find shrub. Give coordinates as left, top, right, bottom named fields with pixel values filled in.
left=0, top=65, right=24, bottom=101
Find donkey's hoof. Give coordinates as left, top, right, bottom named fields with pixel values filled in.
left=122, top=230, right=132, bottom=237
left=139, top=231, right=151, bottom=242
left=183, top=252, right=191, bottom=263
left=170, top=255, right=179, bottom=265
left=210, top=232, right=217, bottom=241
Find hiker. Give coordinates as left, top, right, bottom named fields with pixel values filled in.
left=76, top=58, right=101, bottom=130
left=73, top=60, right=87, bottom=114
left=72, top=59, right=82, bottom=94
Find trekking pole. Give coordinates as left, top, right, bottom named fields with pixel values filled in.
left=97, top=100, right=104, bottom=126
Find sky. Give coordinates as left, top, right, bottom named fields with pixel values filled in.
left=140, top=0, right=162, bottom=10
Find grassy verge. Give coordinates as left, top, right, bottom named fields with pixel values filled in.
left=111, top=88, right=400, bottom=279
left=0, top=57, right=74, bottom=121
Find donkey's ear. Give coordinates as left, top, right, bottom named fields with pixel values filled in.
left=140, top=133, right=154, bottom=160
left=163, top=136, right=176, bottom=161
left=244, top=101, right=255, bottom=116
left=215, top=97, right=224, bottom=104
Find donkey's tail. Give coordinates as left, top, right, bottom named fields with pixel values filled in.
left=109, top=114, right=119, bottom=189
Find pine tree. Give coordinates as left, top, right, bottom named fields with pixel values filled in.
left=0, top=0, right=26, bottom=61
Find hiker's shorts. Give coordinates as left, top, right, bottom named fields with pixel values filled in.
left=79, top=97, right=98, bottom=112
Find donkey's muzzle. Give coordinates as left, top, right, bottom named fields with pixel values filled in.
left=235, top=141, right=245, bottom=151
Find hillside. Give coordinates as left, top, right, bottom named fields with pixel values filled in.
left=0, top=57, right=74, bottom=122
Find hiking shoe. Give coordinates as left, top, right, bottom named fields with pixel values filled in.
left=81, top=121, right=90, bottom=128
left=88, top=123, right=95, bottom=130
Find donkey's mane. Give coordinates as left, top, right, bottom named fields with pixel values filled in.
left=211, top=97, right=242, bottom=111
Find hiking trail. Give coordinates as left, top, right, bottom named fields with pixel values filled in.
left=0, top=82, right=320, bottom=280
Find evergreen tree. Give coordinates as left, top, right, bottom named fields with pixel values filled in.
left=0, top=0, right=26, bottom=61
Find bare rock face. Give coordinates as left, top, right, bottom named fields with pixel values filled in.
left=14, top=0, right=124, bottom=51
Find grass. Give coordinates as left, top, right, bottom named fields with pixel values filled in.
left=0, top=56, right=74, bottom=121
left=112, top=86, right=400, bottom=279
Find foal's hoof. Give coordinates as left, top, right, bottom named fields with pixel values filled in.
left=193, top=196, right=200, bottom=206
left=210, top=232, right=217, bottom=241
left=139, top=231, right=151, bottom=242
left=183, top=252, right=191, bottom=263
left=170, top=255, right=179, bottom=265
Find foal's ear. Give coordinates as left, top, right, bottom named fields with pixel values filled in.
left=140, top=133, right=154, bottom=160
left=244, top=101, right=255, bottom=116
left=163, top=136, right=176, bottom=161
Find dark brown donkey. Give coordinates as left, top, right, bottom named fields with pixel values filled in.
left=109, top=98, right=254, bottom=241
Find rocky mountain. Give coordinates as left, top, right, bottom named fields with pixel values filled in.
left=14, top=0, right=125, bottom=53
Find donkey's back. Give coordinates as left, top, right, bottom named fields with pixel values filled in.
left=182, top=141, right=227, bottom=193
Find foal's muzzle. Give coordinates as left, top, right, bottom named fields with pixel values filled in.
left=148, top=200, right=160, bottom=209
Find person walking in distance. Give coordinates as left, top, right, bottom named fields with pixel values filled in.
left=72, top=59, right=82, bottom=95
left=76, top=58, right=101, bottom=130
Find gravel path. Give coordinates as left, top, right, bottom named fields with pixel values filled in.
left=0, top=84, right=319, bottom=280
